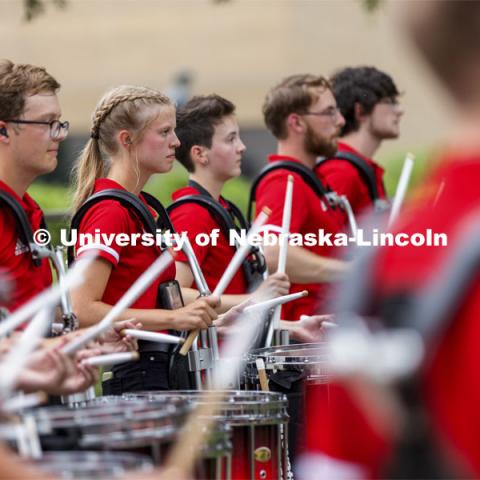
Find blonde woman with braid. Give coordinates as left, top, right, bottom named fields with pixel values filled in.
left=70, top=86, right=218, bottom=393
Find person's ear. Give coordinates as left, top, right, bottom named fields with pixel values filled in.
left=118, top=130, right=133, bottom=149
left=286, top=113, right=305, bottom=134
left=191, top=145, right=209, bottom=167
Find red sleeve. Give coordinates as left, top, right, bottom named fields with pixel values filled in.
left=169, top=202, right=218, bottom=266
left=317, top=160, right=363, bottom=208
left=75, top=200, right=132, bottom=267
left=256, top=170, right=309, bottom=233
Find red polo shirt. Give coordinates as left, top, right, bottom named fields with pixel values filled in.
left=75, top=178, right=176, bottom=309
left=170, top=186, right=248, bottom=294
left=307, top=153, right=480, bottom=478
left=0, top=180, right=52, bottom=312
left=315, top=142, right=387, bottom=216
left=254, top=155, right=344, bottom=319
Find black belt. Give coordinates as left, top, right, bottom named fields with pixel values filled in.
left=138, top=339, right=172, bottom=353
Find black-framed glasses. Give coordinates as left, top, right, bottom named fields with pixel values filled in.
left=4, top=119, right=69, bottom=140
left=301, top=106, right=341, bottom=118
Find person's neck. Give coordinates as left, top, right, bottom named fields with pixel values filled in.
left=276, top=141, right=317, bottom=169
left=189, top=172, right=224, bottom=200
left=107, top=159, right=149, bottom=195
left=0, top=159, right=34, bottom=197
left=341, top=130, right=381, bottom=160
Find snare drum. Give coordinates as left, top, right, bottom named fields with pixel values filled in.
left=94, top=395, right=232, bottom=480
left=30, top=451, right=153, bottom=479
left=244, top=343, right=330, bottom=462
left=126, top=390, right=289, bottom=480
left=31, top=396, right=189, bottom=464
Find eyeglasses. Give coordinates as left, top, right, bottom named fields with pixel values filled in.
left=4, top=119, right=70, bottom=140
left=301, top=106, right=341, bottom=118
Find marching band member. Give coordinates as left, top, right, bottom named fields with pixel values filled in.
left=69, top=85, right=218, bottom=393
left=316, top=66, right=404, bottom=218
left=251, top=75, right=350, bottom=320
left=0, top=60, right=67, bottom=313
left=169, top=94, right=290, bottom=312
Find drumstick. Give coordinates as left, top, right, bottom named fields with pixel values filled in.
left=180, top=207, right=271, bottom=356
left=389, top=153, right=415, bottom=226
left=81, top=351, right=139, bottom=367
left=277, top=175, right=294, bottom=275
left=0, top=255, right=94, bottom=338
left=120, top=329, right=184, bottom=345
left=269, top=176, right=294, bottom=345
left=245, top=290, right=308, bottom=313
left=256, top=358, right=270, bottom=392
left=62, top=251, right=173, bottom=356
left=166, top=306, right=269, bottom=474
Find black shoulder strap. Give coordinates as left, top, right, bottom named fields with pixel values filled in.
left=140, top=191, right=175, bottom=232
left=167, top=194, right=235, bottom=239
left=247, top=160, right=330, bottom=222
left=316, top=151, right=380, bottom=202
left=167, top=186, right=265, bottom=289
left=68, top=189, right=159, bottom=265
left=0, top=190, right=48, bottom=267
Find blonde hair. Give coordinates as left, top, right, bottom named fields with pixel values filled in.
left=71, top=85, right=171, bottom=212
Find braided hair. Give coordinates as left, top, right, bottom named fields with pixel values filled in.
left=71, top=85, right=171, bottom=213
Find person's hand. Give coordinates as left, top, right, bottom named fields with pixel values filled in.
left=97, top=319, right=141, bottom=353
left=251, top=272, right=290, bottom=303
left=18, top=348, right=69, bottom=393
left=213, top=299, right=254, bottom=336
left=173, top=296, right=218, bottom=330
left=288, top=314, right=335, bottom=343
left=18, top=346, right=100, bottom=395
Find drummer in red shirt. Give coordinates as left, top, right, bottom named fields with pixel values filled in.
left=0, top=60, right=68, bottom=313
left=253, top=75, right=350, bottom=320
left=302, top=3, right=480, bottom=478
left=69, top=85, right=218, bottom=393
left=169, top=94, right=290, bottom=313
left=315, top=67, right=404, bottom=218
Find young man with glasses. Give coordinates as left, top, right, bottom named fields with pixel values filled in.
left=252, top=74, right=350, bottom=320
left=315, top=66, right=404, bottom=218
left=0, top=59, right=69, bottom=312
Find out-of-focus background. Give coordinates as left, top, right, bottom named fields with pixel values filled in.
left=2, top=0, right=453, bottom=229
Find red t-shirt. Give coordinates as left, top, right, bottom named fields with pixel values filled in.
left=0, top=180, right=52, bottom=312
left=255, top=155, right=345, bottom=319
left=307, top=153, right=480, bottom=478
left=75, top=178, right=176, bottom=309
left=170, top=185, right=248, bottom=294
left=315, top=142, right=386, bottom=217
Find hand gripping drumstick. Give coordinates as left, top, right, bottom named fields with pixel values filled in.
left=0, top=255, right=94, bottom=338
left=81, top=351, right=140, bottom=367
left=120, top=329, right=184, bottom=345
left=179, top=207, right=271, bottom=355
left=62, top=251, right=173, bottom=356
left=389, top=153, right=415, bottom=226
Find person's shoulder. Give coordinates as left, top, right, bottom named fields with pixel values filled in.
left=77, top=198, right=133, bottom=232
